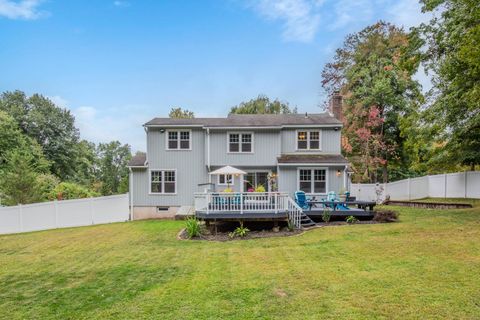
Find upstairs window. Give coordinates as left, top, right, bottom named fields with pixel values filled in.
left=297, top=130, right=320, bottom=150
left=167, top=130, right=191, bottom=150
left=228, top=133, right=253, bottom=153
left=150, top=170, right=176, bottom=194
left=298, top=169, right=326, bottom=194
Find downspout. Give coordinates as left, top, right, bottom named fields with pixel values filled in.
left=207, top=128, right=211, bottom=183
left=343, top=165, right=347, bottom=191
left=129, top=167, right=133, bottom=220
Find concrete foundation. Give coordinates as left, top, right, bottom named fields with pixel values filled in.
left=132, top=206, right=178, bottom=220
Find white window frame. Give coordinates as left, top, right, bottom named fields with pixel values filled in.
left=217, top=174, right=234, bottom=186
left=295, top=129, right=322, bottom=151
left=227, top=132, right=254, bottom=153
left=165, top=129, right=192, bottom=151
left=296, top=167, right=328, bottom=195
left=149, top=169, right=177, bottom=195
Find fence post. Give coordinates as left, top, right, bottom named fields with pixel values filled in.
left=464, top=171, right=468, bottom=198
left=240, top=193, right=243, bottom=214
left=408, top=178, right=411, bottom=201
left=18, top=204, right=23, bottom=233
left=54, top=200, right=59, bottom=228
left=90, top=197, right=94, bottom=225
left=444, top=173, right=447, bottom=198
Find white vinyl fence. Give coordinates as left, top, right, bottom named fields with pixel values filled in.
left=351, top=171, right=480, bottom=202
left=0, top=194, right=130, bottom=235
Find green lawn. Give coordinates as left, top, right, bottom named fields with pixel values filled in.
left=1, top=203, right=480, bottom=319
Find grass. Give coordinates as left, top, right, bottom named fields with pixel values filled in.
left=1, top=202, right=480, bottom=319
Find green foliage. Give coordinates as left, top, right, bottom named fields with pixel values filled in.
left=322, top=21, right=424, bottom=182
left=322, top=209, right=331, bottom=223
left=229, top=221, right=250, bottom=238
left=169, top=107, right=195, bottom=118
left=48, top=182, right=99, bottom=201
left=35, top=174, right=60, bottom=201
left=287, top=220, right=295, bottom=231
left=346, top=216, right=358, bottom=224
left=185, top=218, right=201, bottom=238
left=0, top=91, right=80, bottom=180
left=96, top=141, right=132, bottom=196
left=0, top=151, right=43, bottom=205
left=230, top=94, right=297, bottom=114
left=415, top=0, right=480, bottom=170
left=254, top=184, right=266, bottom=192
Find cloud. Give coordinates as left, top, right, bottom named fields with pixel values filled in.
left=250, top=0, right=322, bottom=42
left=0, top=0, right=46, bottom=20
left=47, top=95, right=69, bottom=108
left=72, top=105, right=148, bottom=152
left=387, top=0, right=431, bottom=29
left=113, top=1, right=130, bottom=7
left=328, top=0, right=374, bottom=30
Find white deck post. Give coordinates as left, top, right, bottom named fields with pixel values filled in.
left=240, top=193, right=243, bottom=214
left=206, top=193, right=210, bottom=215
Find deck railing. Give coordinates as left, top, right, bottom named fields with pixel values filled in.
left=194, top=192, right=289, bottom=214
left=286, top=197, right=302, bottom=228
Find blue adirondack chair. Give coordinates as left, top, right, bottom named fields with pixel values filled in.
left=295, top=191, right=311, bottom=210
left=324, top=191, right=350, bottom=211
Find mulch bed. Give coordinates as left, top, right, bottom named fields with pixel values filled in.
left=178, top=228, right=303, bottom=241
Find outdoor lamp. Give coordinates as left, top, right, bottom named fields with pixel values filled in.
left=336, top=169, right=342, bottom=177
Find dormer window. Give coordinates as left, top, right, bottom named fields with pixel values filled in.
left=167, top=130, right=191, bottom=150
left=297, top=130, right=320, bottom=150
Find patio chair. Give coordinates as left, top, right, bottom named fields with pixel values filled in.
left=294, top=191, right=311, bottom=210
left=324, top=191, right=350, bottom=211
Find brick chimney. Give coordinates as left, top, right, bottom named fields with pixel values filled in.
left=328, top=91, right=343, bottom=121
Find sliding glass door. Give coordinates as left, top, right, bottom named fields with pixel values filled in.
left=244, top=171, right=269, bottom=192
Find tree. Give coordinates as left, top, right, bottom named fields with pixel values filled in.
left=96, top=141, right=132, bottom=195
left=322, top=21, right=424, bottom=182
left=0, top=91, right=80, bottom=179
left=0, top=151, right=43, bottom=205
left=230, top=95, right=297, bottom=114
left=169, top=107, right=195, bottom=118
left=0, top=110, right=49, bottom=174
left=71, top=140, right=98, bottom=187
left=416, top=0, right=480, bottom=170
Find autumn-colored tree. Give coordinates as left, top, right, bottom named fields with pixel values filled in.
left=322, top=21, right=424, bottom=182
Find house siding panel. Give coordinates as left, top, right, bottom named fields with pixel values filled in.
left=281, top=129, right=341, bottom=154
left=131, top=128, right=208, bottom=206
left=209, top=129, right=281, bottom=167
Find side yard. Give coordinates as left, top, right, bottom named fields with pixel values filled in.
left=0, top=202, right=479, bottom=319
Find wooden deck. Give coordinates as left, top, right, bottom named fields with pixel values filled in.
left=196, top=210, right=288, bottom=221
left=305, top=207, right=374, bottom=218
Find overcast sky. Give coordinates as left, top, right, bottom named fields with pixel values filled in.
left=0, top=0, right=432, bottom=151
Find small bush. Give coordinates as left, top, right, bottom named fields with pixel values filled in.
left=48, top=182, right=99, bottom=201
left=287, top=220, right=295, bottom=231
left=229, top=221, right=250, bottom=238
left=373, top=210, right=399, bottom=223
left=185, top=218, right=201, bottom=238
left=322, top=209, right=331, bottom=223
left=254, top=184, right=266, bottom=193
left=346, top=215, right=358, bottom=224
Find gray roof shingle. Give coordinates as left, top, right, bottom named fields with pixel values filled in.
left=277, top=154, right=349, bottom=164
left=128, top=152, right=147, bottom=167
left=144, top=113, right=341, bottom=127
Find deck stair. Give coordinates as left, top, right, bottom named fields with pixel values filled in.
left=300, top=212, right=316, bottom=228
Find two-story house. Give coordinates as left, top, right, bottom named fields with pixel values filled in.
left=128, top=99, right=349, bottom=220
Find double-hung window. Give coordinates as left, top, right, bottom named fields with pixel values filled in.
left=297, top=130, right=320, bottom=150
left=167, top=130, right=191, bottom=150
left=298, top=169, right=326, bottom=194
left=228, top=133, right=253, bottom=153
left=218, top=174, right=233, bottom=185
left=150, top=170, right=176, bottom=194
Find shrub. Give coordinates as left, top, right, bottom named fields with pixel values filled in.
left=36, top=174, right=60, bottom=201
left=48, top=182, right=99, bottom=201
left=185, top=217, right=201, bottom=238
left=322, top=208, right=331, bottom=223
left=373, top=210, right=399, bottom=223
left=229, top=221, right=250, bottom=238
left=254, top=184, right=266, bottom=192
left=287, top=220, right=295, bottom=231
left=346, top=215, right=358, bottom=224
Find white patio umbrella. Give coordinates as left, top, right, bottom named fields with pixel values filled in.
left=209, top=166, right=247, bottom=190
